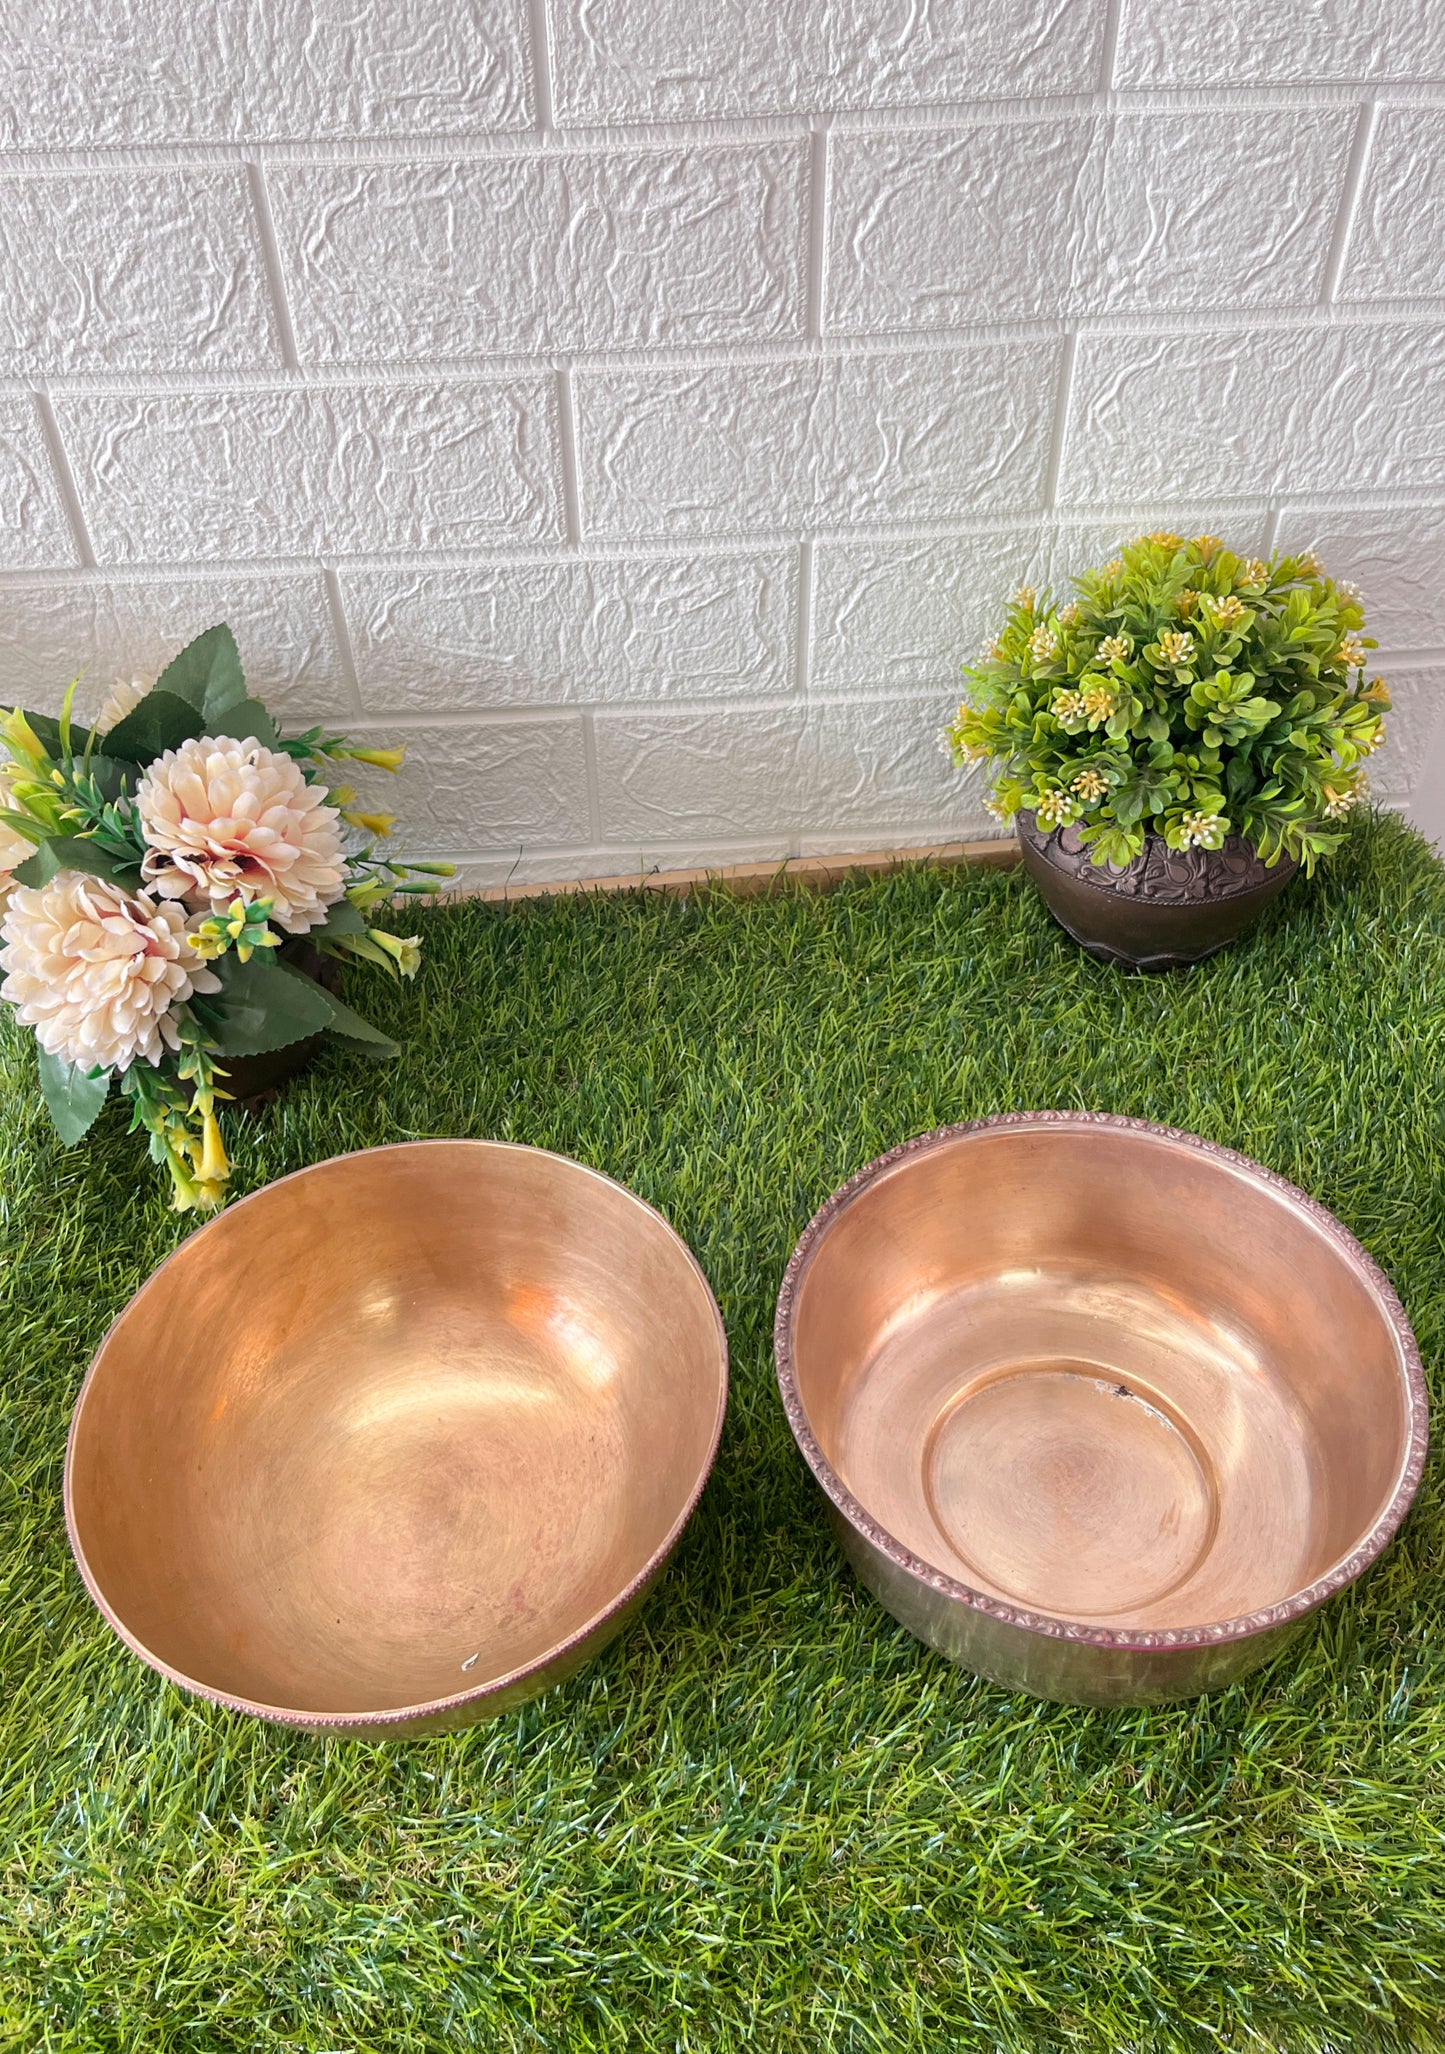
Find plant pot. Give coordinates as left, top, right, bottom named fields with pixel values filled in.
left=1016, top=810, right=1300, bottom=970
left=218, top=943, right=341, bottom=1105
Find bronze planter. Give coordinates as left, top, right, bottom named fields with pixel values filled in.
left=775, top=1114, right=1427, bottom=1707
left=1016, top=810, right=1300, bottom=969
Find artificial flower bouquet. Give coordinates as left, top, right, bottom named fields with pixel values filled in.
left=944, top=533, right=1390, bottom=871
left=0, top=623, right=451, bottom=1211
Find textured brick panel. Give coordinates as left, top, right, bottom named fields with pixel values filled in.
left=1114, top=0, right=1445, bottom=87
left=0, top=573, right=352, bottom=723
left=1341, top=109, right=1445, bottom=304
left=829, top=111, right=1347, bottom=331
left=1092, top=111, right=1349, bottom=314
left=56, top=384, right=563, bottom=562
left=1062, top=327, right=1445, bottom=504
left=812, top=530, right=1040, bottom=688
left=350, top=718, right=591, bottom=850
left=272, top=145, right=809, bottom=363
left=1274, top=511, right=1445, bottom=650
left=0, top=171, right=276, bottom=374
left=576, top=345, right=1060, bottom=538
left=343, top=553, right=796, bottom=711
left=827, top=119, right=1098, bottom=331
left=0, top=400, right=75, bottom=569
left=595, top=699, right=989, bottom=839
left=0, top=0, right=531, bottom=148
left=549, top=0, right=1108, bottom=123
left=1366, top=668, right=1445, bottom=799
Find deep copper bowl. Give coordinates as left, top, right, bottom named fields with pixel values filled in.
left=775, top=1114, right=1426, bottom=1705
left=67, top=1141, right=727, bottom=1735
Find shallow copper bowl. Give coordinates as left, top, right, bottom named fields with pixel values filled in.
left=775, top=1113, right=1427, bottom=1706
left=67, top=1141, right=727, bottom=1736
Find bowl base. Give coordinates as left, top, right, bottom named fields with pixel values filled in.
left=924, top=1364, right=1217, bottom=1617
left=835, top=1269, right=1319, bottom=1633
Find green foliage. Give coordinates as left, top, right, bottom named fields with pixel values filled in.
left=152, top=620, right=246, bottom=721
left=99, top=688, right=207, bottom=765
left=34, top=1046, right=109, bottom=1145
left=190, top=950, right=339, bottom=1057
left=2, top=812, right=1445, bottom=2050
left=946, top=534, right=1391, bottom=871
left=10, top=834, right=141, bottom=893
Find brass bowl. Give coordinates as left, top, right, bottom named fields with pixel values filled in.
left=775, top=1113, right=1427, bottom=1706
left=66, top=1141, right=727, bottom=1736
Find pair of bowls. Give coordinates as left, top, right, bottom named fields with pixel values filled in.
left=66, top=1117, right=1427, bottom=1734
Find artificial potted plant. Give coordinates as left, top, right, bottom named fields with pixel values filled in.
left=943, top=534, right=1390, bottom=968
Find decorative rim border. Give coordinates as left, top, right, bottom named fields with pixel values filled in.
left=65, top=1139, right=730, bottom=1733
left=1017, top=811, right=1300, bottom=904
left=773, top=1112, right=1429, bottom=1656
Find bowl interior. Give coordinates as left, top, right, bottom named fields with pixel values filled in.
left=68, top=1142, right=726, bottom=1719
left=787, top=1121, right=1417, bottom=1632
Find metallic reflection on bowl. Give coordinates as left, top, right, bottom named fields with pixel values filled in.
left=67, top=1141, right=727, bottom=1735
left=775, top=1113, right=1426, bottom=1705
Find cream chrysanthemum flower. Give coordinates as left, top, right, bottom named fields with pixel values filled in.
left=1157, top=629, right=1194, bottom=664
left=0, top=816, right=31, bottom=908
left=1028, top=626, right=1058, bottom=661
left=93, top=674, right=153, bottom=738
left=0, top=872, right=219, bottom=1072
left=136, top=736, right=346, bottom=933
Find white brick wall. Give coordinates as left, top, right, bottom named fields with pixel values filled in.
left=2, top=0, right=1444, bottom=878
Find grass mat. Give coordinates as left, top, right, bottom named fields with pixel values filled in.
left=3, top=810, right=1445, bottom=2053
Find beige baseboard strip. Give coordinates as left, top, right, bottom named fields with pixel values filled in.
left=453, top=836, right=1022, bottom=906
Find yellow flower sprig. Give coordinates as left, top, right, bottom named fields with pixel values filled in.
left=188, top=896, right=280, bottom=965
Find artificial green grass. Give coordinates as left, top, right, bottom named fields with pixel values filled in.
left=3, top=809, right=1445, bottom=2053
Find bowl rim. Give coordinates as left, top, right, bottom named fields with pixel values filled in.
left=773, top=1110, right=1429, bottom=1655
left=65, top=1137, right=729, bottom=1732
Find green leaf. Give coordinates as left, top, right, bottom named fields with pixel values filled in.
left=309, top=897, right=369, bottom=943
left=11, top=836, right=143, bottom=890
left=100, top=689, right=206, bottom=766
left=77, top=753, right=136, bottom=804
left=190, top=950, right=335, bottom=1057
left=204, top=697, right=278, bottom=749
left=37, top=1046, right=110, bottom=1146
left=22, top=710, right=95, bottom=758
left=153, top=623, right=246, bottom=722
left=278, top=965, right=400, bottom=1060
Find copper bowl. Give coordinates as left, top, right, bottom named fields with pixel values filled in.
left=66, top=1141, right=727, bottom=1735
left=775, top=1113, right=1427, bottom=1706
